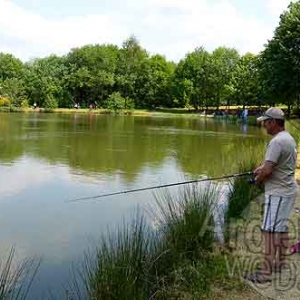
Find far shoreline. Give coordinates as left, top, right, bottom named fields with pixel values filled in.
left=0, top=107, right=219, bottom=118
left=2, top=106, right=300, bottom=183
left=0, top=106, right=268, bottom=118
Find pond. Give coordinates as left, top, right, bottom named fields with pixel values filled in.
left=0, top=113, right=268, bottom=298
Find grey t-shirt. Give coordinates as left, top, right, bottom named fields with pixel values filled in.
left=264, top=130, right=298, bottom=197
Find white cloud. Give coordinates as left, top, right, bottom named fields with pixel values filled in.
left=266, top=0, right=294, bottom=16
left=139, top=0, right=273, bottom=58
left=0, top=0, right=127, bottom=59
left=0, top=0, right=290, bottom=61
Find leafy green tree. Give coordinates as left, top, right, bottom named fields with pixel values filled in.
left=44, top=94, right=58, bottom=109
left=260, top=1, right=300, bottom=114
left=65, top=44, right=118, bottom=107
left=135, top=55, right=175, bottom=108
left=24, top=55, right=68, bottom=108
left=173, top=47, right=214, bottom=110
left=232, top=54, right=260, bottom=108
left=1, top=78, right=27, bottom=107
left=66, top=66, right=93, bottom=107
left=0, top=53, right=24, bottom=81
left=171, top=77, right=193, bottom=108
left=210, top=47, right=240, bottom=107
left=115, top=36, right=148, bottom=104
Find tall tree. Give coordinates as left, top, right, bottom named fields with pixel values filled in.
left=65, top=44, right=118, bottom=107
left=260, top=1, right=300, bottom=114
left=210, top=47, right=240, bottom=107
left=24, top=55, right=68, bottom=107
left=135, top=55, right=175, bottom=108
left=1, top=78, right=27, bottom=107
left=115, top=36, right=148, bottom=105
left=173, top=47, right=212, bottom=110
left=232, top=53, right=260, bottom=108
left=0, top=53, right=24, bottom=81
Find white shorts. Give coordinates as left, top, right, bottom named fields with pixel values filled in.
left=261, top=194, right=296, bottom=233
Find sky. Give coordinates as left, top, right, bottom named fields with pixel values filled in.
left=0, top=0, right=296, bottom=62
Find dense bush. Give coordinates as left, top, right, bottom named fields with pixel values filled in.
left=104, top=92, right=126, bottom=113
left=0, top=97, right=10, bottom=107
left=21, top=99, right=29, bottom=108
left=1, top=78, right=27, bottom=107
left=44, top=95, right=58, bottom=109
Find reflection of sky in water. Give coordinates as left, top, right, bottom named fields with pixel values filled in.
left=0, top=155, right=183, bottom=298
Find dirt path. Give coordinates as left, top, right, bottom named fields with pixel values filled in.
left=227, top=191, right=300, bottom=300
left=210, top=286, right=267, bottom=299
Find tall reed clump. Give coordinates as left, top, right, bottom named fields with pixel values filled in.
left=0, top=248, right=40, bottom=300
left=224, top=151, right=264, bottom=244
left=73, top=184, right=231, bottom=299
left=153, top=184, right=217, bottom=263
left=148, top=184, right=230, bottom=298
left=73, top=213, right=154, bottom=300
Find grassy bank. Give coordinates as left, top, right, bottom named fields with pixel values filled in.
left=20, top=107, right=208, bottom=117
left=71, top=187, right=238, bottom=299
left=69, top=163, right=263, bottom=299
left=0, top=107, right=263, bottom=127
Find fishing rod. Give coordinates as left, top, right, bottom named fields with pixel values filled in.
left=67, top=171, right=254, bottom=203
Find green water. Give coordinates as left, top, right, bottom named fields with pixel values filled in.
left=0, top=113, right=267, bottom=298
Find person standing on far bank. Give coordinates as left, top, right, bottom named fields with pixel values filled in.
left=244, top=107, right=298, bottom=283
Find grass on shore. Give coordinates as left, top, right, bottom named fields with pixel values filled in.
left=70, top=176, right=261, bottom=300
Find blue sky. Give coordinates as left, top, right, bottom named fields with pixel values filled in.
left=0, top=0, right=295, bottom=62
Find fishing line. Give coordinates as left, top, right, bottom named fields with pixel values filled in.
left=67, top=171, right=253, bottom=203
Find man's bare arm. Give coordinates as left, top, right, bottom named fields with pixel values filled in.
left=254, top=161, right=275, bottom=185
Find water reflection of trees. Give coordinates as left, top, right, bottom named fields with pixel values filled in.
left=0, top=114, right=267, bottom=181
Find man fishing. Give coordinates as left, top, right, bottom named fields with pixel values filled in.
left=244, top=107, right=298, bottom=283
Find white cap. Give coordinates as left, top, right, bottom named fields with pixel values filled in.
left=257, top=107, right=285, bottom=122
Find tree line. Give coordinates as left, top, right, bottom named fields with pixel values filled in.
left=1, top=1, right=300, bottom=113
